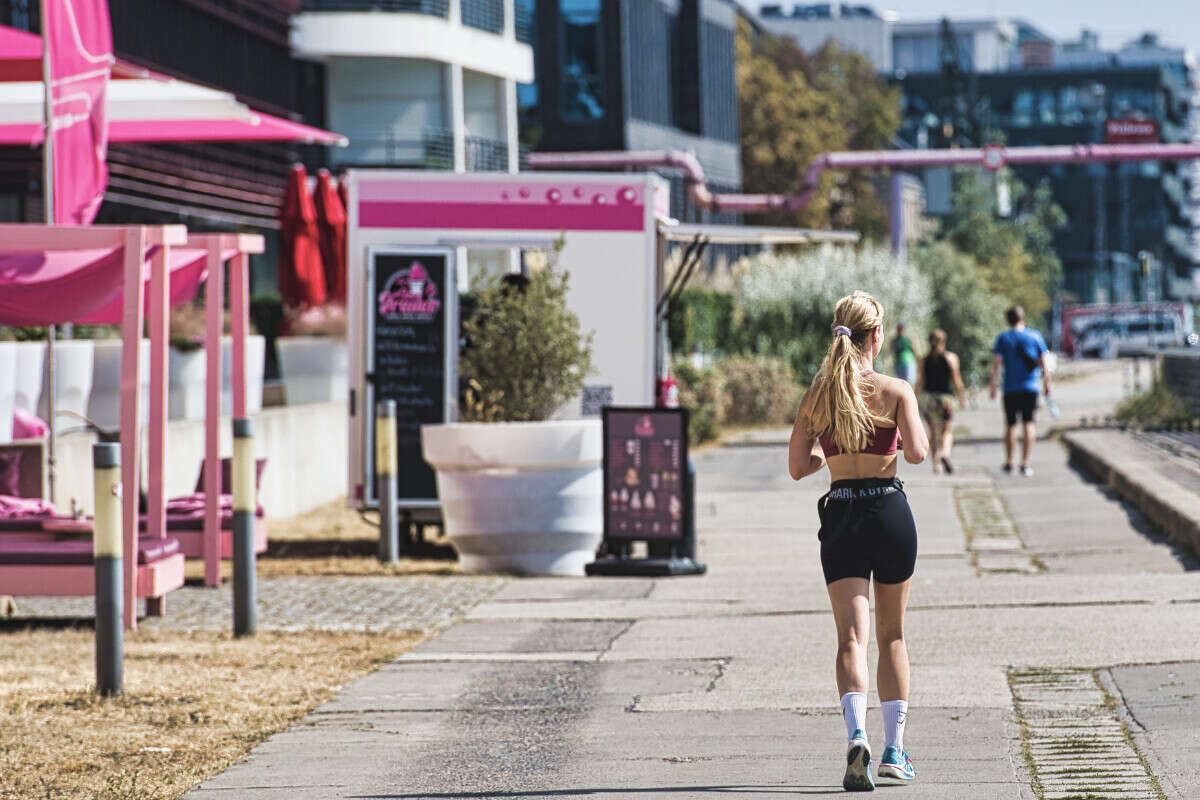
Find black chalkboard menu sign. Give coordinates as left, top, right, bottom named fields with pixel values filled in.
left=602, top=408, right=688, bottom=541
left=368, top=248, right=456, bottom=505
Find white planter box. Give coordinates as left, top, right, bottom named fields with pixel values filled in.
left=38, top=340, right=94, bottom=428
left=12, top=341, right=44, bottom=415
left=0, top=343, right=15, bottom=444
left=276, top=336, right=348, bottom=406
left=421, top=420, right=603, bottom=576
left=169, top=346, right=207, bottom=420
left=169, top=335, right=266, bottom=420
left=88, top=340, right=150, bottom=430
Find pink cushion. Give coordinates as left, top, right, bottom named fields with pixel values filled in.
left=0, top=536, right=180, bottom=565
left=12, top=409, right=49, bottom=439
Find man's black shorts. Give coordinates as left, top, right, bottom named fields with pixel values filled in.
left=1003, top=391, right=1038, bottom=425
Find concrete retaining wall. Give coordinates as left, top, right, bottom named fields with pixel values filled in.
left=1063, top=429, right=1200, bottom=559
left=54, top=402, right=348, bottom=519
left=1162, top=350, right=1200, bottom=414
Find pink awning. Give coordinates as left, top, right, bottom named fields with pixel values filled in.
left=0, top=113, right=345, bottom=147
left=0, top=246, right=232, bottom=325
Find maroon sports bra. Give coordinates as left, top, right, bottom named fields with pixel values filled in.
left=818, top=425, right=899, bottom=458
left=815, top=369, right=899, bottom=457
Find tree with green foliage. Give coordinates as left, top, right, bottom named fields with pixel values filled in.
left=459, top=269, right=593, bottom=422
left=941, top=168, right=1066, bottom=322
left=737, top=20, right=900, bottom=239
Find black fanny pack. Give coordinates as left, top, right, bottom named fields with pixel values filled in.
left=816, top=478, right=904, bottom=542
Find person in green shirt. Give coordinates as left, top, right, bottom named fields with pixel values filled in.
left=892, top=322, right=917, bottom=385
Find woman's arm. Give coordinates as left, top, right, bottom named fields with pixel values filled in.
left=947, top=351, right=968, bottom=406
left=914, top=354, right=924, bottom=395
left=788, top=390, right=826, bottom=480
left=894, top=380, right=929, bottom=464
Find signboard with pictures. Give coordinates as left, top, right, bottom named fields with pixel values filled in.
left=602, top=407, right=688, bottom=542
left=365, top=247, right=457, bottom=506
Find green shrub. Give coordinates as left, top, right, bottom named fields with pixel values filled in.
left=734, top=245, right=933, bottom=382
left=718, top=355, right=801, bottom=426
left=459, top=269, right=593, bottom=422
left=1115, top=379, right=1190, bottom=426
left=672, top=358, right=724, bottom=445
left=667, top=288, right=736, bottom=356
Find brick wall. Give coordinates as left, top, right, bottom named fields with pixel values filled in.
left=1162, top=350, right=1200, bottom=414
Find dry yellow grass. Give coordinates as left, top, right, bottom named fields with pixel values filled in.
left=0, top=627, right=423, bottom=800
left=266, top=497, right=384, bottom=542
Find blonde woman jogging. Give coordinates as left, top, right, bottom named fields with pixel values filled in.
left=788, top=291, right=929, bottom=792
left=914, top=329, right=967, bottom=475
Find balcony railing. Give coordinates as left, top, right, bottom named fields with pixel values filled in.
left=300, top=0, right=450, bottom=18
left=461, top=0, right=503, bottom=33
left=333, top=127, right=511, bottom=171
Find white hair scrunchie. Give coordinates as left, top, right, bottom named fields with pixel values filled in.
left=832, top=325, right=852, bottom=338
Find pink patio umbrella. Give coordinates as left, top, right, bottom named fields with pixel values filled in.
left=314, top=169, right=347, bottom=305
left=277, top=164, right=325, bottom=310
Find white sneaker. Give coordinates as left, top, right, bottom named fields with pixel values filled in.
left=1020, top=465, right=1034, bottom=477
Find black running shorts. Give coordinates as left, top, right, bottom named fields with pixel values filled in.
left=1003, top=390, right=1038, bottom=425
left=817, top=477, right=917, bottom=585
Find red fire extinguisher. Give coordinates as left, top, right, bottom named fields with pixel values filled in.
left=656, top=375, right=679, bottom=408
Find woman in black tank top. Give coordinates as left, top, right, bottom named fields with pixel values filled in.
left=915, top=329, right=967, bottom=474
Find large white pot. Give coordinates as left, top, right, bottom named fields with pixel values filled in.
left=276, top=336, right=348, bottom=405
left=0, top=343, right=16, bottom=444
left=37, top=339, right=94, bottom=428
left=169, top=335, right=266, bottom=420
left=168, top=346, right=206, bottom=420
left=88, top=339, right=150, bottom=430
left=12, top=341, right=44, bottom=415
left=421, top=419, right=603, bottom=576
left=222, top=334, right=266, bottom=416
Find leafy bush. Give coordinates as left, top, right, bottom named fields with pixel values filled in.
left=734, top=246, right=933, bottom=382
left=459, top=269, right=593, bottom=422
left=718, top=355, right=801, bottom=426
left=672, top=358, right=724, bottom=445
left=911, top=242, right=1008, bottom=386
left=667, top=288, right=736, bottom=356
left=1115, top=379, right=1191, bottom=426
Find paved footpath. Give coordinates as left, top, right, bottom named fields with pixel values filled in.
left=186, top=367, right=1200, bottom=800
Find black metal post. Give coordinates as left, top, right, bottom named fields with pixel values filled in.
left=232, top=417, right=257, bottom=637
left=376, top=400, right=399, bottom=563
left=92, top=443, right=123, bottom=696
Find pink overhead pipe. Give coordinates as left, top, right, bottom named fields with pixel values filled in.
left=529, top=143, right=1200, bottom=213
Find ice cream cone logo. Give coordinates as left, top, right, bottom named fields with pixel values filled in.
left=379, top=261, right=441, bottom=321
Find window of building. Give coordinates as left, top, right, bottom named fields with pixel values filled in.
left=1037, top=89, right=1056, bottom=125
left=560, top=0, right=606, bottom=122
left=1059, top=86, right=1084, bottom=125
left=1013, top=89, right=1034, bottom=127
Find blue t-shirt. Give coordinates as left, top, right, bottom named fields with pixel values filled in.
left=993, top=327, right=1048, bottom=394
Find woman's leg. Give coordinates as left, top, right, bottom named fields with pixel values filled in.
left=874, top=578, right=911, bottom=701
left=827, top=576, right=872, bottom=695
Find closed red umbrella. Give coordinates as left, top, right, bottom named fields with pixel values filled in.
left=277, top=163, right=325, bottom=309
left=314, top=168, right=347, bottom=305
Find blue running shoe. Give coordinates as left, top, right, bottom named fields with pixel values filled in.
left=877, top=745, right=915, bottom=782
left=843, top=730, right=875, bottom=791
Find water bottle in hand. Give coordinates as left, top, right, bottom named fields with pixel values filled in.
left=1045, top=395, right=1060, bottom=421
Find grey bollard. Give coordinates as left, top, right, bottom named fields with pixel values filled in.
left=376, top=400, right=399, bottom=564
left=232, top=418, right=257, bottom=637
left=93, top=443, right=123, bottom=696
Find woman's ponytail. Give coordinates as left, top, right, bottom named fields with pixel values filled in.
left=808, top=292, right=890, bottom=454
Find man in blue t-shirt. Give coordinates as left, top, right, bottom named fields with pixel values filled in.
left=989, top=305, right=1052, bottom=477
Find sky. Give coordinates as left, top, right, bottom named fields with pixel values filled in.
left=748, top=0, right=1200, bottom=56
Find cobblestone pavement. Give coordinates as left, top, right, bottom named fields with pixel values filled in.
left=8, top=574, right=508, bottom=633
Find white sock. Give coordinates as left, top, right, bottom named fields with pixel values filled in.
left=882, top=699, right=908, bottom=749
left=840, top=692, right=867, bottom=741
